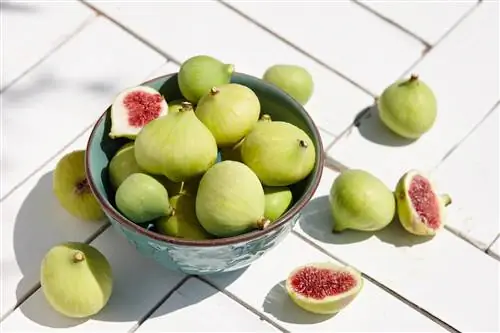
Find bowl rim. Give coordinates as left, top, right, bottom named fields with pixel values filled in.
left=85, top=71, right=325, bottom=247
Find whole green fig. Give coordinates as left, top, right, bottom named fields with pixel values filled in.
left=195, top=161, right=268, bottom=237
left=264, top=186, right=293, bottom=222
left=263, top=64, right=314, bottom=105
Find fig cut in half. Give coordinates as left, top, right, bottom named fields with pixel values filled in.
left=285, top=262, right=363, bottom=315
left=109, top=86, right=168, bottom=139
left=395, top=170, right=452, bottom=236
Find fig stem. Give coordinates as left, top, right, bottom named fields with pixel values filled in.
left=225, top=64, right=235, bottom=75
left=260, top=114, right=272, bottom=122
left=298, top=140, right=308, bottom=148
left=210, top=87, right=219, bottom=95
left=409, top=73, right=419, bottom=82
left=257, top=218, right=271, bottom=229
left=179, top=181, right=185, bottom=194
left=73, top=251, right=85, bottom=263
left=180, top=101, right=193, bottom=112
left=441, top=194, right=452, bottom=207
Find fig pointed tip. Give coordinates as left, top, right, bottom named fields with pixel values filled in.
left=73, top=251, right=85, bottom=263
left=260, top=114, right=272, bottom=122
left=441, top=194, right=452, bottom=206
left=180, top=101, right=193, bottom=111
left=257, top=217, right=271, bottom=229
left=210, top=87, right=219, bottom=95
left=409, top=73, right=419, bottom=82
left=226, top=64, right=235, bottom=74
left=298, top=139, right=308, bottom=148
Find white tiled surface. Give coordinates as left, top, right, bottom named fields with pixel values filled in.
left=1, top=1, right=498, bottom=332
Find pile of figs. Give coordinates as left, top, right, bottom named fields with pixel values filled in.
left=107, top=55, right=317, bottom=240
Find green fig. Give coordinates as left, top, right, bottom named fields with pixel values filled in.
left=196, top=84, right=260, bottom=147
left=168, top=99, right=189, bottom=113
left=195, top=161, right=269, bottom=237
left=134, top=101, right=218, bottom=182
left=395, top=170, right=452, bottom=236
left=53, top=150, right=104, bottom=221
left=178, top=55, right=234, bottom=104
left=263, top=64, right=314, bottom=105
left=155, top=193, right=212, bottom=240
left=329, top=169, right=396, bottom=232
left=40, top=242, right=113, bottom=318
left=264, top=186, right=293, bottom=222
left=378, top=74, right=437, bottom=139
left=108, top=142, right=143, bottom=189
left=241, top=121, right=316, bottom=186
left=115, top=173, right=173, bottom=224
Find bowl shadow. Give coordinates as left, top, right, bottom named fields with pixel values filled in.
left=353, top=104, right=417, bottom=147
left=13, top=171, right=247, bottom=328
left=263, top=280, right=335, bottom=324
left=298, top=196, right=433, bottom=248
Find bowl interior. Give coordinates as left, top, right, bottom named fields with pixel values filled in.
left=86, top=72, right=324, bottom=245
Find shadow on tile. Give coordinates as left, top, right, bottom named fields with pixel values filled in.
left=13, top=171, right=247, bottom=328
left=263, top=280, right=335, bottom=324
left=298, top=196, right=433, bottom=247
left=352, top=104, right=417, bottom=147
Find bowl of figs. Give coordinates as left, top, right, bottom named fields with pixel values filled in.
left=85, top=55, right=324, bottom=275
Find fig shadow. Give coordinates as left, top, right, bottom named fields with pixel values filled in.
left=352, top=104, right=417, bottom=147
left=13, top=171, right=247, bottom=328
left=298, top=196, right=372, bottom=245
left=263, top=280, right=335, bottom=324
left=373, top=218, right=434, bottom=247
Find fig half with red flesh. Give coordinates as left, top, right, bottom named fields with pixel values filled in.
left=109, top=86, right=168, bottom=139
left=285, top=262, right=363, bottom=315
left=395, top=170, right=452, bottom=236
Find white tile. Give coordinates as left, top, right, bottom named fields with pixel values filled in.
left=0, top=16, right=165, bottom=198
left=432, top=106, right=499, bottom=249
left=295, top=167, right=500, bottom=332
left=1, top=1, right=95, bottom=90
left=0, top=129, right=106, bottom=319
left=358, top=0, right=477, bottom=44
left=207, top=234, right=445, bottom=332
left=85, top=1, right=373, bottom=137
left=0, top=228, right=185, bottom=331
left=488, top=236, right=500, bottom=261
left=327, top=1, right=500, bottom=189
left=137, top=278, right=278, bottom=332
left=223, top=0, right=425, bottom=93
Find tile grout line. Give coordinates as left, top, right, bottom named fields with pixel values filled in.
left=291, top=231, right=460, bottom=333
left=350, top=0, right=432, bottom=49
left=79, top=0, right=182, bottom=66
left=197, top=276, right=289, bottom=333
left=485, top=233, right=500, bottom=261
left=128, top=275, right=192, bottom=333
left=0, top=222, right=110, bottom=323
left=216, top=0, right=376, bottom=97
left=0, top=13, right=98, bottom=94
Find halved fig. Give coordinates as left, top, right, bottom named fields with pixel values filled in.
left=109, top=86, right=168, bottom=139
left=395, top=170, right=452, bottom=236
left=285, top=262, right=363, bottom=315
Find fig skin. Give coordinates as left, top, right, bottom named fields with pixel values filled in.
left=178, top=55, right=234, bottom=104
left=155, top=193, right=212, bottom=240
left=263, top=186, right=293, bottom=222
left=195, top=161, right=269, bottom=237
left=263, top=64, right=314, bottom=105
left=134, top=102, right=218, bottom=182
left=285, top=262, right=363, bottom=315
left=329, top=169, right=396, bottom=232
left=196, top=84, right=261, bottom=147
left=53, top=150, right=104, bottom=221
left=378, top=74, right=437, bottom=139
left=108, top=142, right=143, bottom=189
left=40, top=242, right=113, bottom=318
left=241, top=121, right=316, bottom=186
left=168, top=99, right=189, bottom=113
left=115, top=173, right=173, bottom=224
left=395, top=170, right=452, bottom=236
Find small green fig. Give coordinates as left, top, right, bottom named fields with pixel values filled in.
left=178, top=55, right=234, bottom=104
left=196, top=84, right=260, bottom=147
left=241, top=121, right=316, bottom=186
left=41, top=242, right=113, bottom=318
left=395, top=170, right=452, bottom=236
left=329, top=169, right=396, bottom=232
left=168, top=99, right=189, bottom=113
left=108, top=142, right=143, bottom=189
left=134, top=101, right=218, bottom=182
left=155, top=193, right=212, bottom=240
left=264, top=186, right=293, bottom=222
left=263, top=64, right=314, bottom=105
left=195, top=161, right=269, bottom=237
left=378, top=74, right=437, bottom=139
left=115, top=173, right=173, bottom=224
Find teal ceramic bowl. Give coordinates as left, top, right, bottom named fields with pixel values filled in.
left=86, top=72, right=325, bottom=275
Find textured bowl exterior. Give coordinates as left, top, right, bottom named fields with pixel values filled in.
left=86, top=72, right=324, bottom=275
